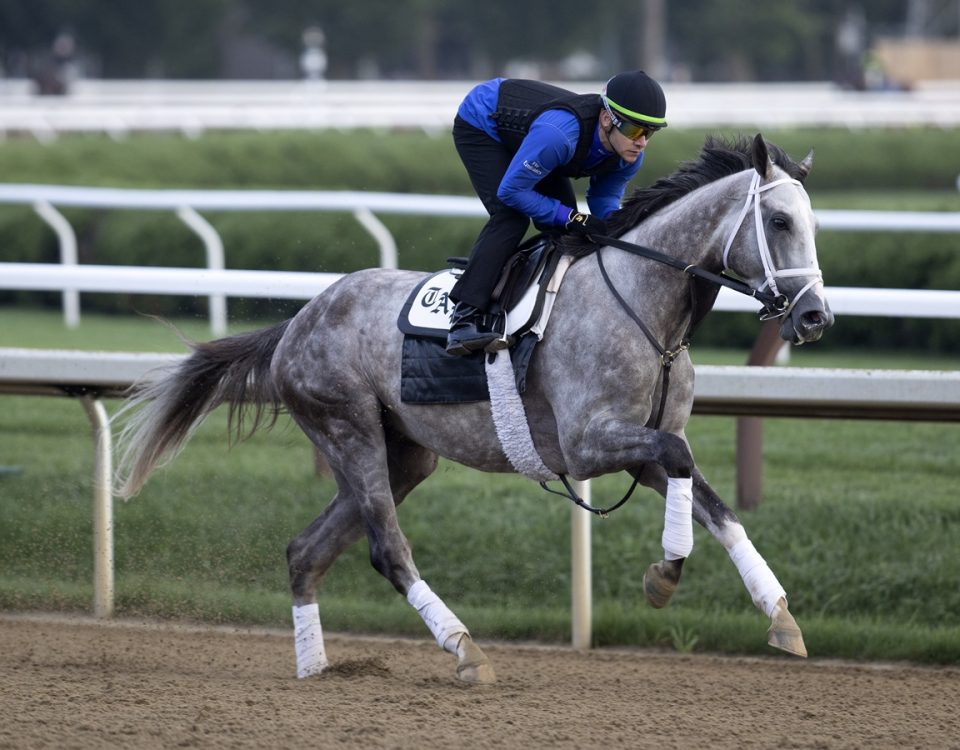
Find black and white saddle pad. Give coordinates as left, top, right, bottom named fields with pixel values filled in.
left=396, top=251, right=572, bottom=405
left=397, top=268, right=543, bottom=339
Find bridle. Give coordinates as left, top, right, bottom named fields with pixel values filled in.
left=589, top=170, right=821, bottom=323
left=540, top=168, right=823, bottom=517
left=720, top=171, right=823, bottom=320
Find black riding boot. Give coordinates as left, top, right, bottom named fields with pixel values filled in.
left=445, top=302, right=498, bottom=356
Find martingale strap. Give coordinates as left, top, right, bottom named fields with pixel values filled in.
left=539, top=247, right=699, bottom=519
left=539, top=473, right=641, bottom=519
left=595, top=246, right=696, bottom=430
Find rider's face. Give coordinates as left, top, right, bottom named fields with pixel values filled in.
left=599, top=111, right=650, bottom=163
left=611, top=127, right=648, bottom=163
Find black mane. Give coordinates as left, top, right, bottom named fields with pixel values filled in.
left=561, top=135, right=807, bottom=254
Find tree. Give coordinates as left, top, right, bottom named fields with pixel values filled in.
left=1, top=0, right=229, bottom=79
left=0, top=0, right=916, bottom=82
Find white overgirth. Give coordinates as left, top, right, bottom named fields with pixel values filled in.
left=484, top=351, right=558, bottom=482
left=484, top=255, right=577, bottom=482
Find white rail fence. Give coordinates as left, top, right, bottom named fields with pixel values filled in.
left=2, top=183, right=960, bottom=335
left=4, top=262, right=960, bottom=330
left=3, top=80, right=960, bottom=139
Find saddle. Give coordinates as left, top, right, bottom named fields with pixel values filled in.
left=397, top=236, right=573, bottom=404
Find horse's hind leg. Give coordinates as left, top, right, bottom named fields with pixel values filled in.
left=383, top=431, right=495, bottom=685
left=288, top=490, right=364, bottom=678
left=689, top=466, right=807, bottom=657
left=288, top=418, right=493, bottom=683
left=378, top=430, right=496, bottom=684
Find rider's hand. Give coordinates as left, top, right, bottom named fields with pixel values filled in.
left=565, top=210, right=609, bottom=240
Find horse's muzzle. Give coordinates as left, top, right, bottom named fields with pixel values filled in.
left=780, top=298, right=834, bottom=345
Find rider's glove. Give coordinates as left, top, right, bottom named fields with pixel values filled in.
left=564, top=210, right=608, bottom=240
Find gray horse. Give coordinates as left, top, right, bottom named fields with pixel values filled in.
left=116, top=134, right=833, bottom=684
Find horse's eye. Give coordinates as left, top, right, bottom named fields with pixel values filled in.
left=771, top=215, right=790, bottom=231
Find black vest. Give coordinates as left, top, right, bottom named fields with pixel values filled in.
left=492, top=79, right=621, bottom=178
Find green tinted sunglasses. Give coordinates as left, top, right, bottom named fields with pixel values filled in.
left=609, top=110, right=660, bottom=141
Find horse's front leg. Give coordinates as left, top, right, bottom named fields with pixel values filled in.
left=626, top=464, right=693, bottom=610
left=628, top=455, right=807, bottom=657
left=688, top=467, right=807, bottom=657
left=568, top=419, right=697, bottom=610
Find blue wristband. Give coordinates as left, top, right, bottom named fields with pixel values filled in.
left=555, top=204, right=575, bottom=226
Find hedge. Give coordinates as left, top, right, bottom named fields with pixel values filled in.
left=2, top=127, right=958, bottom=192
left=1, top=128, right=957, bottom=351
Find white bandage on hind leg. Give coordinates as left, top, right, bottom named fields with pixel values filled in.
left=661, top=476, right=694, bottom=560
left=293, top=603, right=328, bottom=679
left=406, top=579, right=468, bottom=654
left=729, top=538, right=787, bottom=618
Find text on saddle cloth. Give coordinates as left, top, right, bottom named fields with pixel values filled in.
left=396, top=242, right=572, bottom=341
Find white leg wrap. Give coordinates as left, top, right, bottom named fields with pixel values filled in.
left=729, top=539, right=787, bottom=618
left=406, top=579, right=468, bottom=653
left=292, top=603, right=328, bottom=679
left=661, top=476, right=694, bottom=561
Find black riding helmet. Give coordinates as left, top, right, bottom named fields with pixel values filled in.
left=601, top=70, right=668, bottom=137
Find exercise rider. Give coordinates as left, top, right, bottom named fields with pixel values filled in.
left=446, top=70, right=668, bottom=356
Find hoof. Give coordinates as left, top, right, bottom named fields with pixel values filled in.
left=767, top=598, right=808, bottom=658
left=643, top=560, right=681, bottom=609
left=455, top=635, right=496, bottom=685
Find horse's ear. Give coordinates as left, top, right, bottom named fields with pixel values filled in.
left=751, top=133, right=770, bottom=178
left=797, top=149, right=815, bottom=182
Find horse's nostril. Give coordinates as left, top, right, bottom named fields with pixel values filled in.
left=801, top=311, right=825, bottom=328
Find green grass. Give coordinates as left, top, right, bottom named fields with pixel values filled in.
left=0, top=308, right=268, bottom=352
left=1, top=308, right=958, bottom=664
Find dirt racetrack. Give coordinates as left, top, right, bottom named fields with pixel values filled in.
left=1, top=613, right=958, bottom=749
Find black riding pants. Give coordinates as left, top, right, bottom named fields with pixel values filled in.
left=450, top=116, right=578, bottom=310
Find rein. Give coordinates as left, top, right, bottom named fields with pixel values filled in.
left=589, top=232, right=788, bottom=318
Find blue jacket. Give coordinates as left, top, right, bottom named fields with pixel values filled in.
left=458, top=78, right=644, bottom=227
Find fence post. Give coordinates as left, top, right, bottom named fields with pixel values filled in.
left=736, top=320, right=786, bottom=509
left=177, top=206, right=227, bottom=336
left=352, top=206, right=398, bottom=269
left=570, top=480, right=592, bottom=649
left=81, top=395, right=114, bottom=618
left=34, top=200, right=80, bottom=328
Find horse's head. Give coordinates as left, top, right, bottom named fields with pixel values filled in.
left=722, top=134, right=834, bottom=345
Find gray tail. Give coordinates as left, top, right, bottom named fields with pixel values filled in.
left=114, top=319, right=291, bottom=499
